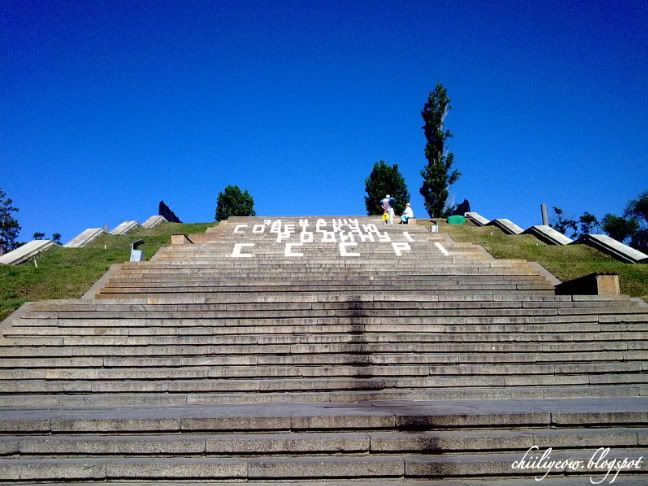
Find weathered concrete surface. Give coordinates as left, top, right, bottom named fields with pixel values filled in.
left=110, top=221, right=139, bottom=236
left=465, top=212, right=490, bottom=226
left=64, top=228, right=105, bottom=248
left=555, top=272, right=621, bottom=297
left=0, top=240, right=55, bottom=265
left=2, top=216, right=648, bottom=482
left=142, top=215, right=167, bottom=229
left=486, top=219, right=524, bottom=235
left=523, top=225, right=573, bottom=245
left=574, top=234, right=648, bottom=263
left=171, top=234, right=194, bottom=245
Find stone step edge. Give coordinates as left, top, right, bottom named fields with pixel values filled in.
left=2, top=426, right=646, bottom=452
left=0, top=449, right=646, bottom=480
left=1, top=385, right=646, bottom=408
left=1, top=397, right=648, bottom=431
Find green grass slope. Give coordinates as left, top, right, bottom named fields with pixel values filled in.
left=0, top=222, right=213, bottom=321
left=426, top=221, right=648, bottom=302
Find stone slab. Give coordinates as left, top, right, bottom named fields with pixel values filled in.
left=523, top=225, right=573, bottom=245
left=574, top=234, right=648, bottom=263
left=0, top=240, right=55, bottom=265
left=64, top=228, right=105, bottom=248
left=555, top=272, right=621, bottom=296
left=142, top=215, right=167, bottom=229
left=465, top=212, right=490, bottom=226
left=20, top=479, right=648, bottom=486
left=486, top=219, right=524, bottom=235
left=110, top=221, right=139, bottom=236
left=2, top=397, right=647, bottom=431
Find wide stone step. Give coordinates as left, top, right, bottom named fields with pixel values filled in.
left=4, top=330, right=648, bottom=346
left=9, top=323, right=648, bottom=338
left=3, top=350, right=646, bottom=371
left=100, top=282, right=553, bottom=291
left=51, top=449, right=624, bottom=480
left=2, top=398, right=647, bottom=430
left=4, top=336, right=645, bottom=352
left=12, top=320, right=647, bottom=335
left=3, top=340, right=645, bottom=359
left=2, top=372, right=648, bottom=394
left=96, top=289, right=556, bottom=300
left=92, top=292, right=601, bottom=305
left=3, top=427, right=644, bottom=456
left=15, top=308, right=646, bottom=323
left=106, top=275, right=549, bottom=283
left=117, top=265, right=538, bottom=272
left=26, top=298, right=646, bottom=313
left=3, top=384, right=648, bottom=408
left=0, top=361, right=644, bottom=381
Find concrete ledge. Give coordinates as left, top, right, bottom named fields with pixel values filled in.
left=0, top=240, right=55, bottom=265
left=486, top=219, right=523, bottom=235
left=110, top=221, right=139, bottom=236
left=171, top=234, right=194, bottom=245
left=142, top=215, right=168, bottom=229
left=573, top=234, right=648, bottom=263
left=523, top=225, right=573, bottom=245
left=64, top=228, right=105, bottom=248
left=465, top=212, right=490, bottom=226
left=527, top=262, right=561, bottom=286
left=555, top=273, right=620, bottom=297
left=82, top=264, right=124, bottom=300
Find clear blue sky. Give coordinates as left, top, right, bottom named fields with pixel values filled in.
left=2, top=0, right=647, bottom=242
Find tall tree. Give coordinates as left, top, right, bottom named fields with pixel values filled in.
left=550, top=207, right=578, bottom=237
left=600, top=190, right=648, bottom=251
left=0, top=188, right=21, bottom=255
left=420, top=83, right=461, bottom=217
left=602, top=214, right=639, bottom=242
left=577, top=212, right=600, bottom=236
left=623, top=190, right=648, bottom=252
left=364, top=161, right=410, bottom=215
left=215, top=185, right=256, bottom=222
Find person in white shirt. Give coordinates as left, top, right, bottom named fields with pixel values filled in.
left=400, top=203, right=414, bottom=224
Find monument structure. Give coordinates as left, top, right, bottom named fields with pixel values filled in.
left=0, top=216, right=646, bottom=482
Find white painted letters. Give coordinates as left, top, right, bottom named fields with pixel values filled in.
left=231, top=243, right=255, bottom=257
left=339, top=242, right=360, bottom=257
left=392, top=242, right=411, bottom=256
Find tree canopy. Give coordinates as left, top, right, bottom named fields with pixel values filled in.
left=215, top=185, right=256, bottom=222
left=0, top=188, right=21, bottom=255
left=420, top=83, right=460, bottom=218
left=364, top=161, right=410, bottom=215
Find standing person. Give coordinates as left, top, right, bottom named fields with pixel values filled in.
left=380, top=195, right=391, bottom=212
left=380, top=195, right=392, bottom=224
left=400, top=203, right=414, bottom=224
left=387, top=202, right=395, bottom=225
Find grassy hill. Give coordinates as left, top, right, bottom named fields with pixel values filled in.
left=427, top=221, right=648, bottom=302
left=0, top=222, right=213, bottom=321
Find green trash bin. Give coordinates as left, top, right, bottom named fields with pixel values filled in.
left=447, top=215, right=466, bottom=225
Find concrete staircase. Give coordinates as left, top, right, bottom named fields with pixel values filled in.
left=1, top=216, right=647, bottom=483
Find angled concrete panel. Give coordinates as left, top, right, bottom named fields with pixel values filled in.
left=486, top=218, right=524, bottom=235
left=64, top=228, right=105, bottom=248
left=0, top=240, right=55, bottom=265
left=110, top=221, right=139, bottom=236
left=142, top=215, right=168, bottom=229
left=523, top=225, right=573, bottom=245
left=464, top=212, right=490, bottom=226
left=574, top=234, right=648, bottom=263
